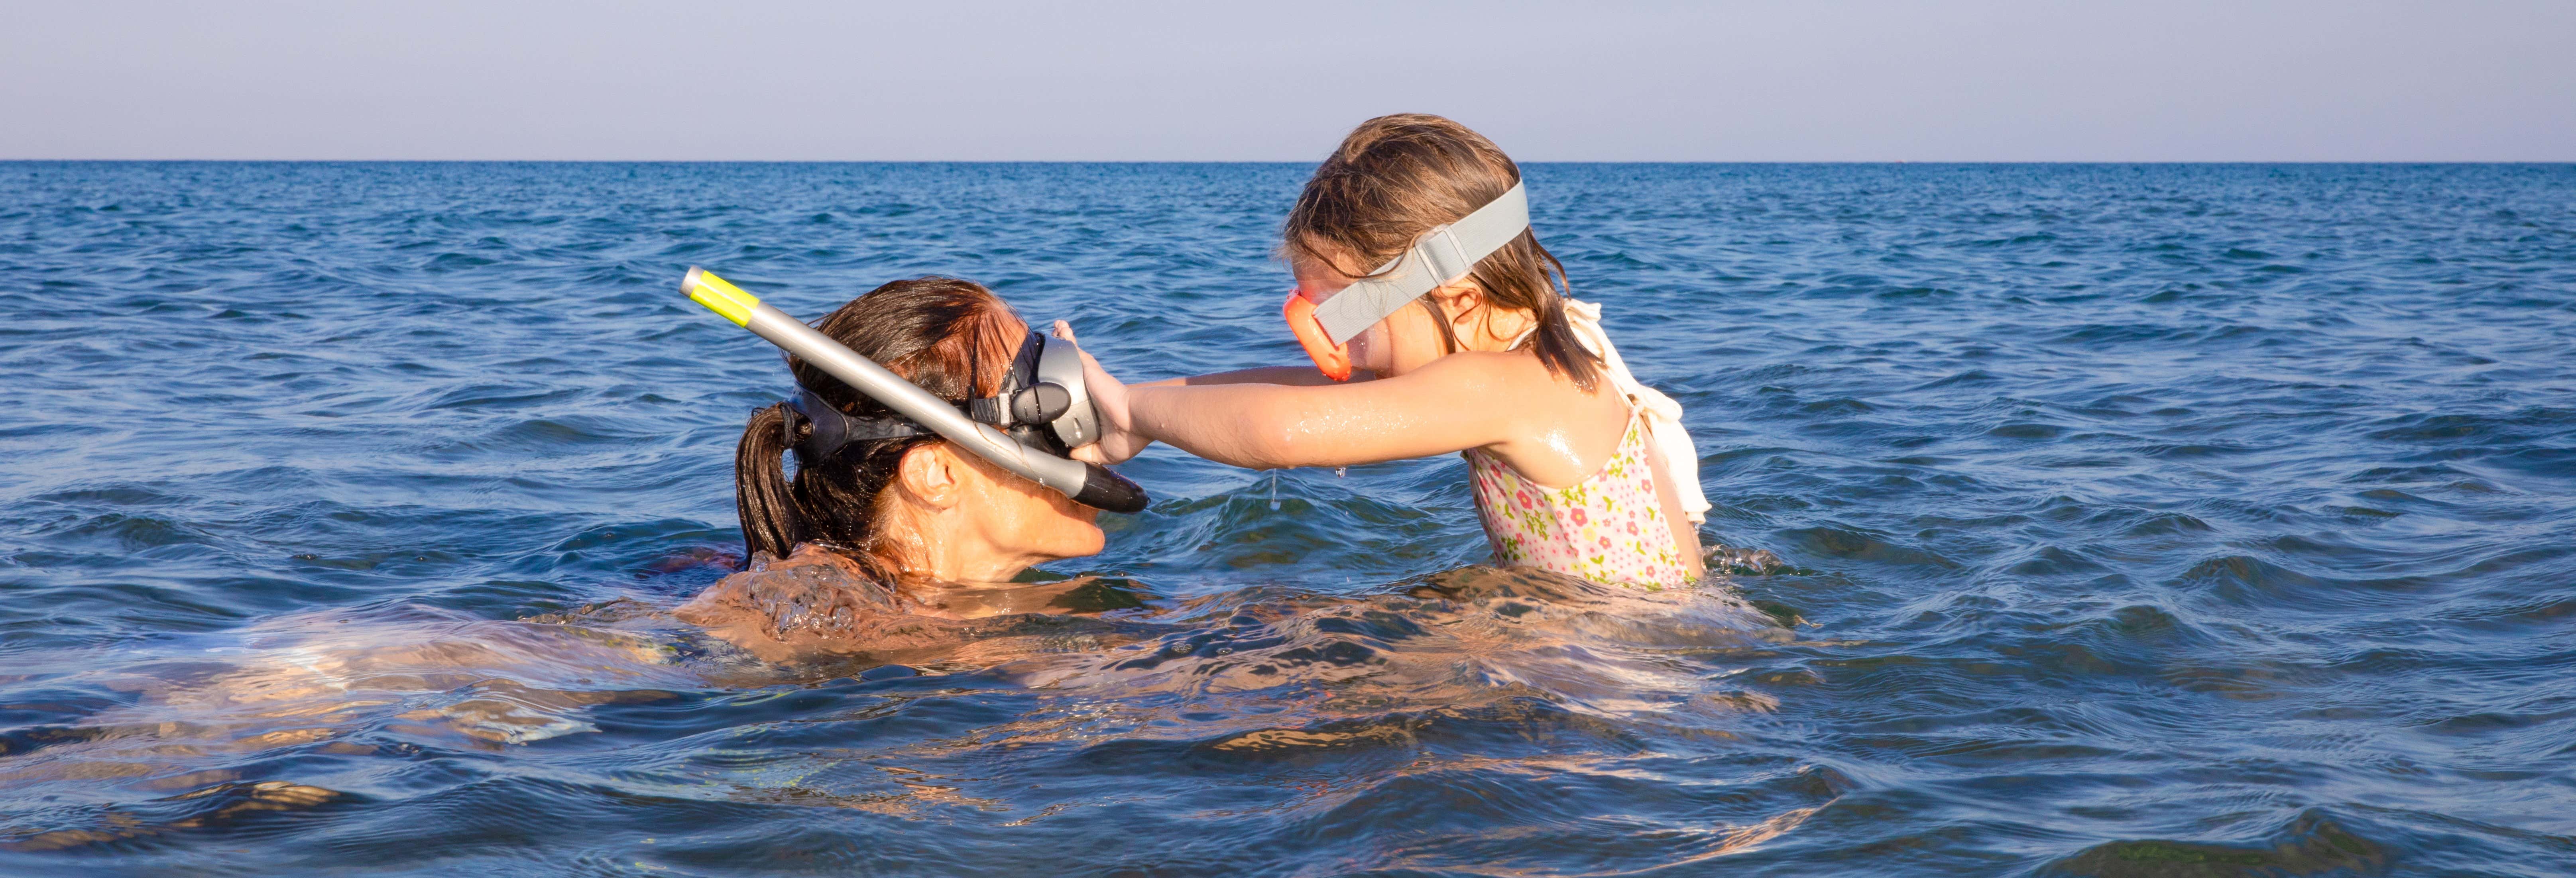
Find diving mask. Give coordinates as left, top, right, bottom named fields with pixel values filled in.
left=1282, top=181, right=1531, bottom=381
left=786, top=328, right=1100, bottom=465
left=682, top=267, right=1148, bottom=514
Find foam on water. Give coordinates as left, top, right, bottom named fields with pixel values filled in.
left=2, top=162, right=2573, bottom=874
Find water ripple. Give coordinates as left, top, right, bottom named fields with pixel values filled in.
left=2, top=162, right=2573, bottom=874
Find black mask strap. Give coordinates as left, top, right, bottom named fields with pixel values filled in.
left=786, top=387, right=935, bottom=468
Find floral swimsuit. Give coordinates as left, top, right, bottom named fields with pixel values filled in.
left=1465, top=411, right=1694, bottom=590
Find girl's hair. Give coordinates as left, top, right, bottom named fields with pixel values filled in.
left=1284, top=113, right=1601, bottom=391
left=734, top=277, right=1023, bottom=579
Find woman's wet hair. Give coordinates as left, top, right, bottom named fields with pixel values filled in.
left=734, top=277, right=1023, bottom=578
left=1284, top=113, right=1601, bottom=391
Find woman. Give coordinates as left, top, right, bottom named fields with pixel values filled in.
left=676, top=276, right=1139, bottom=664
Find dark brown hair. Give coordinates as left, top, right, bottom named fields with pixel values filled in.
left=734, top=277, right=1022, bottom=579
left=1283, top=113, right=1600, bottom=391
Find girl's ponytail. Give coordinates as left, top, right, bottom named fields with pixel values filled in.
left=1506, top=242, right=1597, bottom=389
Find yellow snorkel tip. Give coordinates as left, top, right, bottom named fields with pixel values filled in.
left=681, top=266, right=760, bottom=327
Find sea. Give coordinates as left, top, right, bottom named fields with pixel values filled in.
left=1, top=162, right=2571, bottom=876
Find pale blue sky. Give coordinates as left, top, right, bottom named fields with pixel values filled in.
left=5, top=0, right=2569, bottom=161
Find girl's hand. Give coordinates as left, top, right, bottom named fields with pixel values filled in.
left=1054, top=320, right=1152, bottom=464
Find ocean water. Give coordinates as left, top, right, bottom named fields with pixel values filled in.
left=1, top=161, right=2572, bottom=876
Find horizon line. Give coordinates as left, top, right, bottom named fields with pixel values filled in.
left=6, top=158, right=2572, bottom=165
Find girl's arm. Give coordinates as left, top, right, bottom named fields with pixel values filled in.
left=1138, top=366, right=1376, bottom=388
left=1050, top=322, right=1373, bottom=464
left=1124, top=353, right=1523, bottom=470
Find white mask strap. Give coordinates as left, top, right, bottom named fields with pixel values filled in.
left=1310, top=183, right=1530, bottom=345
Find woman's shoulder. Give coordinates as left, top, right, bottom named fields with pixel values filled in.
left=673, top=547, right=1151, bottom=666
left=676, top=544, right=910, bottom=642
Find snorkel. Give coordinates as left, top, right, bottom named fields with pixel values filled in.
left=681, top=267, right=1150, bottom=514
left=1282, top=182, right=1531, bottom=381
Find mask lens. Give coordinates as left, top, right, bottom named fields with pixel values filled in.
left=1282, top=288, right=1353, bottom=381
left=978, top=330, right=1099, bottom=454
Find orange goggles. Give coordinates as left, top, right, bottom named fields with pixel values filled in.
left=1282, top=288, right=1355, bottom=381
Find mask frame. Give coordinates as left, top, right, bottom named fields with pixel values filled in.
left=969, top=330, right=1100, bottom=455
left=1282, top=290, right=1354, bottom=381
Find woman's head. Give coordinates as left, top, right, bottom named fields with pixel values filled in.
left=1283, top=114, right=1599, bottom=388
left=735, top=278, right=1103, bottom=581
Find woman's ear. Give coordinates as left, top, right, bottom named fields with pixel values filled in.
left=892, top=443, right=964, bottom=509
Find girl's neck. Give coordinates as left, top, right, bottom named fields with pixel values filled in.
left=1457, top=305, right=1540, bottom=353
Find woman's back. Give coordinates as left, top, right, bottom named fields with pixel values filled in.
left=677, top=544, right=1155, bottom=665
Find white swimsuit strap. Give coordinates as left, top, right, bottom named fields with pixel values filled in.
left=1554, top=300, right=1709, bottom=524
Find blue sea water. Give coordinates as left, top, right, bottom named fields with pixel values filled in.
left=1, top=161, right=2572, bottom=876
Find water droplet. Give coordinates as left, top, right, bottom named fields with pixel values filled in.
left=1335, top=467, right=1347, bottom=478
left=1267, top=471, right=1280, bottom=510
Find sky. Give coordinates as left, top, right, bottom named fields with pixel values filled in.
left=4, top=0, right=2570, bottom=161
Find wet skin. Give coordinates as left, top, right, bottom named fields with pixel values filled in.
left=676, top=386, right=1113, bottom=663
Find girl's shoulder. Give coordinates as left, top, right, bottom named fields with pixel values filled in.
left=1407, top=347, right=1585, bottom=393
left=1422, top=350, right=1634, bottom=486
left=1410, top=348, right=1626, bottom=420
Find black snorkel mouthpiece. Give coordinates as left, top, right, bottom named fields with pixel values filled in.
left=683, top=267, right=1149, bottom=515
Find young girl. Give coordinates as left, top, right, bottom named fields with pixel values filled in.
left=1083, top=114, right=1711, bottom=589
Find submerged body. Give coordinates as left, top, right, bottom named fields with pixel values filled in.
left=674, top=544, right=1152, bottom=666
left=0, top=556, right=1781, bottom=845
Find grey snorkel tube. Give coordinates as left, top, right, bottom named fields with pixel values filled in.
left=681, top=266, right=1150, bottom=514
